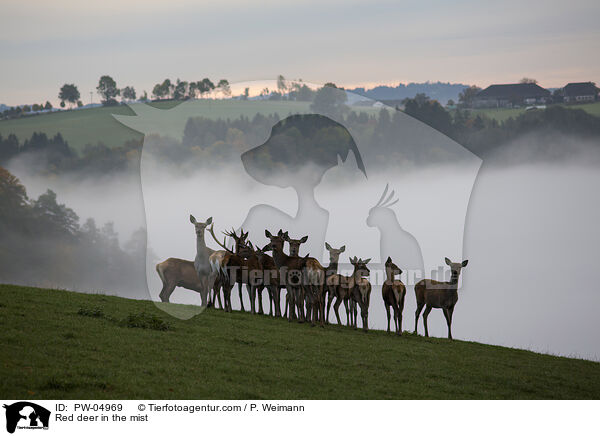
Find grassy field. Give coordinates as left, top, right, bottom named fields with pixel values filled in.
left=1, top=284, right=599, bottom=399
left=468, top=101, right=600, bottom=122
left=0, top=100, right=314, bottom=152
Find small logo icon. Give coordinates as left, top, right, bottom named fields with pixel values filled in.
left=3, top=402, right=50, bottom=434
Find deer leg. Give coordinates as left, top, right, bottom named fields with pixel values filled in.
left=159, top=281, right=176, bottom=303
left=284, top=292, right=289, bottom=318
left=326, top=290, right=334, bottom=324
left=333, top=297, right=343, bottom=325
left=414, top=302, right=424, bottom=335
left=423, top=305, right=432, bottom=337
left=249, top=286, right=256, bottom=314
left=215, top=281, right=223, bottom=310
left=257, top=286, right=265, bottom=315
left=385, top=304, right=391, bottom=332
left=343, top=298, right=350, bottom=326
left=237, top=282, right=245, bottom=312
left=394, top=306, right=401, bottom=336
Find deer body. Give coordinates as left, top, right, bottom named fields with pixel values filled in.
left=414, top=258, right=468, bottom=339
left=189, top=215, right=214, bottom=307
left=156, top=258, right=205, bottom=303
left=382, top=256, right=406, bottom=335
left=265, top=230, right=310, bottom=323
left=324, top=243, right=345, bottom=323
left=327, top=257, right=371, bottom=331
left=285, top=234, right=327, bottom=327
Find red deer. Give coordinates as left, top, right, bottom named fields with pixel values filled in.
left=264, top=230, right=310, bottom=323
left=382, top=256, right=406, bottom=335
left=327, top=256, right=371, bottom=331
left=156, top=258, right=204, bottom=304
left=414, top=257, right=469, bottom=339
left=324, top=242, right=345, bottom=323
left=209, top=229, right=256, bottom=313
left=188, top=215, right=215, bottom=307
left=284, top=233, right=325, bottom=327
left=237, top=241, right=282, bottom=316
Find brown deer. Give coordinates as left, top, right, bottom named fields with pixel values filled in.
left=382, top=256, right=406, bottom=335
left=156, top=258, right=204, bottom=304
left=188, top=215, right=214, bottom=307
left=327, top=256, right=371, bottom=331
left=264, top=229, right=311, bottom=323
left=209, top=229, right=256, bottom=313
left=237, top=241, right=281, bottom=316
left=283, top=233, right=325, bottom=327
left=414, top=257, right=468, bottom=340
left=324, top=242, right=345, bottom=323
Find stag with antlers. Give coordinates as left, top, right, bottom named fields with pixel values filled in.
left=382, top=256, right=406, bottom=335
left=414, top=257, right=468, bottom=339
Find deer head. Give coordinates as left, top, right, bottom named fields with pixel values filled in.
left=366, top=184, right=399, bottom=228
left=264, top=229, right=288, bottom=253
left=350, top=256, right=371, bottom=277
left=445, top=257, right=469, bottom=283
left=325, top=242, right=345, bottom=264
left=284, top=233, right=308, bottom=256
left=224, top=227, right=248, bottom=253
left=189, top=215, right=212, bottom=238
left=385, top=256, right=402, bottom=279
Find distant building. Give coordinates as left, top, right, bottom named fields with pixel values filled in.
left=563, top=82, right=598, bottom=104
left=473, top=83, right=551, bottom=108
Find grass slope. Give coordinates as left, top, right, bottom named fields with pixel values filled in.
left=1, top=284, right=599, bottom=399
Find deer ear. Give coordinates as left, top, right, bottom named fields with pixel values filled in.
left=265, top=230, right=272, bottom=238
left=386, top=256, right=392, bottom=263
left=283, top=231, right=289, bottom=239
left=445, top=257, right=451, bottom=265
left=363, top=258, right=371, bottom=264
left=325, top=242, right=332, bottom=250
left=190, top=215, right=196, bottom=224
left=300, top=235, right=308, bottom=243
left=462, top=259, right=469, bottom=267
left=399, top=268, right=403, bottom=275
left=350, top=256, right=356, bottom=264
left=340, top=245, right=345, bottom=252
left=277, top=229, right=283, bottom=236
left=206, top=217, right=213, bottom=225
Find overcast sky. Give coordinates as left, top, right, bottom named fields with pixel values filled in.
left=1, top=0, right=599, bottom=105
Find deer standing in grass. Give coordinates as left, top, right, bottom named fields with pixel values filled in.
left=188, top=215, right=215, bottom=307
left=156, top=258, right=205, bottom=304
left=327, top=257, right=371, bottom=331
left=209, top=229, right=257, bottom=313
left=264, top=230, right=310, bottom=323
left=284, top=233, right=326, bottom=326
left=414, top=257, right=468, bottom=340
left=238, top=241, right=282, bottom=316
left=382, top=256, right=406, bottom=335
left=324, top=242, right=345, bottom=323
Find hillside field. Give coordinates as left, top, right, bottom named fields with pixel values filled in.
left=0, top=284, right=599, bottom=399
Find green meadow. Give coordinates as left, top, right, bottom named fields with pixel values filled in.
left=1, top=284, right=599, bottom=399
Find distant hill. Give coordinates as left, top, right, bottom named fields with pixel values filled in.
left=348, top=82, right=470, bottom=104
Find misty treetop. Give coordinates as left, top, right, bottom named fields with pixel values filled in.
left=0, top=166, right=149, bottom=292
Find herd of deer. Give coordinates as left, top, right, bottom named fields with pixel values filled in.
left=156, top=215, right=468, bottom=339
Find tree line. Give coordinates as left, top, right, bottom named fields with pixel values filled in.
left=0, top=166, right=149, bottom=292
